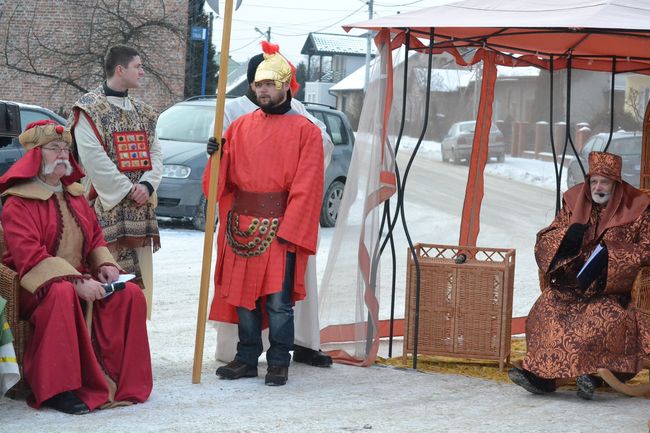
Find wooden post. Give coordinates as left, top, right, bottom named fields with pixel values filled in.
left=192, top=0, right=235, bottom=384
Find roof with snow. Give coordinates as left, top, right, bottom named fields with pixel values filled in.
left=301, top=32, right=375, bottom=57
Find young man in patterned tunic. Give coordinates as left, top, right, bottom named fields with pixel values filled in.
left=70, top=45, right=162, bottom=318
left=509, top=151, right=650, bottom=399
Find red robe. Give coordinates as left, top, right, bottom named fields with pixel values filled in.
left=2, top=185, right=152, bottom=410
left=205, top=109, right=324, bottom=322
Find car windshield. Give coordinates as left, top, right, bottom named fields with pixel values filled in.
left=610, top=136, right=641, bottom=156
left=156, top=104, right=214, bottom=142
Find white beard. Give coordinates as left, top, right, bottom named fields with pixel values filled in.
left=42, top=159, right=73, bottom=176
left=591, top=192, right=610, bottom=205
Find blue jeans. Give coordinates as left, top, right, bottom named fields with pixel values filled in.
left=235, top=252, right=296, bottom=368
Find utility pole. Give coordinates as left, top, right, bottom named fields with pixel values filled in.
left=364, top=0, right=373, bottom=92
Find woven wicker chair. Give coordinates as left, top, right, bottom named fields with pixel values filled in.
left=0, top=226, right=31, bottom=397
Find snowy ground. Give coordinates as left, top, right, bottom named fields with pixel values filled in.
left=2, top=143, right=649, bottom=432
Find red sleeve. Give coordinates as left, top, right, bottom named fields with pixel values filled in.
left=277, top=123, right=324, bottom=255
left=1, top=197, right=52, bottom=278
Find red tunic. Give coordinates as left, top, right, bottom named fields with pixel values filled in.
left=2, top=189, right=152, bottom=410
left=205, top=109, right=324, bottom=322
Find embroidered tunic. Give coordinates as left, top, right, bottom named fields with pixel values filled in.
left=207, top=109, right=324, bottom=322
left=70, top=85, right=161, bottom=276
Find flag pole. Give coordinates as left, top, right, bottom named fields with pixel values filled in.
left=192, top=0, right=235, bottom=384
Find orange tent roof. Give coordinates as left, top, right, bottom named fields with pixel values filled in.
left=344, top=0, right=650, bottom=74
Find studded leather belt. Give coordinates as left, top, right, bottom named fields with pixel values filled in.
left=232, top=189, right=288, bottom=217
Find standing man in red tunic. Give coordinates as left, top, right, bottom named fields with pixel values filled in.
left=0, top=121, right=152, bottom=413
left=211, top=44, right=324, bottom=386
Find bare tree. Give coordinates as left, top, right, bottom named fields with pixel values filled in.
left=1, top=0, right=185, bottom=102
left=625, top=88, right=644, bottom=123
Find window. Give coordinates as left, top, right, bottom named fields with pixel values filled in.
left=156, top=105, right=214, bottom=142
left=19, top=109, right=58, bottom=130
left=610, top=137, right=641, bottom=156
left=324, top=114, right=348, bottom=146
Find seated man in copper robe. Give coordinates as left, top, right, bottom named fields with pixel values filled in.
left=0, top=120, right=152, bottom=414
left=509, top=151, right=650, bottom=400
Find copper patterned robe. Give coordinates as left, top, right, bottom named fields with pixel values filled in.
left=523, top=195, right=650, bottom=379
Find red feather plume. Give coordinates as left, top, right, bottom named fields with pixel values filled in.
left=261, top=41, right=280, bottom=55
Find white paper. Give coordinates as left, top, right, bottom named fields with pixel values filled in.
left=577, top=243, right=604, bottom=278
left=115, top=273, right=136, bottom=283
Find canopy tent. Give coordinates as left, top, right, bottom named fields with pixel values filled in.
left=319, top=0, right=650, bottom=366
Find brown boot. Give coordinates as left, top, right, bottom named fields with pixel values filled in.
left=265, top=365, right=289, bottom=386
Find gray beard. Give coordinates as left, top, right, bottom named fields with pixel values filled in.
left=42, top=160, right=73, bottom=176
left=591, top=192, right=610, bottom=205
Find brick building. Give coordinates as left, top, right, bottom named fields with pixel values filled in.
left=0, top=0, right=188, bottom=116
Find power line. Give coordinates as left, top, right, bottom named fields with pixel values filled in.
left=230, top=36, right=264, bottom=52
left=374, top=0, right=427, bottom=6
left=238, top=2, right=361, bottom=12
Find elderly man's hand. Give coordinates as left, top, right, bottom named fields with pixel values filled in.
left=130, top=183, right=150, bottom=206
left=207, top=137, right=225, bottom=155
left=97, top=265, right=120, bottom=284
left=74, top=278, right=106, bottom=302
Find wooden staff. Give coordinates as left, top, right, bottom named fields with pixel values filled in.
left=192, top=0, right=236, bottom=384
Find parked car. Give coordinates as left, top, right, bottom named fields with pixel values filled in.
left=154, top=97, right=355, bottom=230
left=566, top=131, right=642, bottom=188
left=441, top=120, right=505, bottom=164
left=0, top=101, right=67, bottom=176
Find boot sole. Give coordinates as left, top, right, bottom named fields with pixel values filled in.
left=216, top=368, right=258, bottom=380
left=576, top=376, right=595, bottom=400
left=508, top=368, right=553, bottom=395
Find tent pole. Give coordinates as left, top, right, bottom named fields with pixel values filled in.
left=399, top=28, right=435, bottom=369
left=603, top=57, right=617, bottom=152
left=548, top=57, right=562, bottom=214
left=377, top=30, right=411, bottom=358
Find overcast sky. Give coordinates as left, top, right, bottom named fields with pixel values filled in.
left=204, top=0, right=455, bottom=67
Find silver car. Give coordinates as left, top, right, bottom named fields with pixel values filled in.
left=566, top=131, right=642, bottom=188
left=441, top=120, right=506, bottom=164
left=155, top=97, right=354, bottom=230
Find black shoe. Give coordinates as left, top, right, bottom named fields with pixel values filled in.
left=265, top=365, right=289, bottom=386
left=216, top=360, right=258, bottom=380
left=508, top=367, right=557, bottom=394
left=576, top=374, right=603, bottom=400
left=293, top=345, right=333, bottom=367
left=42, top=391, right=90, bottom=415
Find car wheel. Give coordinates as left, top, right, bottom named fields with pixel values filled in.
left=192, top=195, right=208, bottom=231
left=452, top=149, right=462, bottom=165
left=320, top=180, right=345, bottom=227
left=192, top=194, right=218, bottom=231
left=497, top=153, right=505, bottom=163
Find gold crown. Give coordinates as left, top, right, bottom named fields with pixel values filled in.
left=18, top=122, right=71, bottom=151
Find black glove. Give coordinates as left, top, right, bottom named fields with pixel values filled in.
left=207, top=137, right=224, bottom=155
left=556, top=223, right=589, bottom=259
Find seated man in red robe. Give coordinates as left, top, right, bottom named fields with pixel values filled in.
left=210, top=43, right=324, bottom=386
left=509, top=151, right=650, bottom=400
left=0, top=120, right=152, bottom=414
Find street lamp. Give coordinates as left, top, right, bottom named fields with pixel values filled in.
left=254, top=26, right=271, bottom=41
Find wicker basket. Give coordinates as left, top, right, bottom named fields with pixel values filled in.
left=0, top=226, right=31, bottom=397
left=403, top=244, right=515, bottom=370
